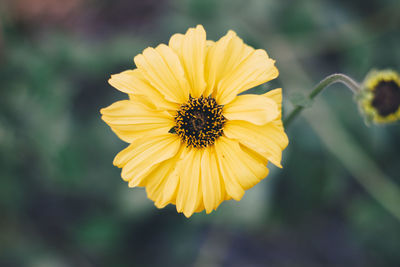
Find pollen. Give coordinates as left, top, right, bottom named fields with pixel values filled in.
left=174, top=95, right=226, bottom=148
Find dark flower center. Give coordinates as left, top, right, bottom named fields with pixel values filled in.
left=174, top=96, right=226, bottom=148
left=371, top=81, right=400, bottom=116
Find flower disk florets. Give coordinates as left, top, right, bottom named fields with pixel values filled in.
left=358, top=69, right=400, bottom=124
left=371, top=81, right=400, bottom=116
left=174, top=95, right=226, bottom=148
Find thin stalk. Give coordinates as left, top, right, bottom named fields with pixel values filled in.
left=283, top=73, right=361, bottom=127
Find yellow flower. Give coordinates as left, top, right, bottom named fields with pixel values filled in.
left=358, top=69, right=400, bottom=124
left=100, top=25, right=288, bottom=217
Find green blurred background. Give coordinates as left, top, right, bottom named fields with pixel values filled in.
left=1, top=0, right=400, bottom=266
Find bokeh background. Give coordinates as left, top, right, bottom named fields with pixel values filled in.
left=1, top=0, right=400, bottom=266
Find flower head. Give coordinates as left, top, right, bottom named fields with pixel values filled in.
left=358, top=69, right=400, bottom=124
left=100, top=25, right=288, bottom=217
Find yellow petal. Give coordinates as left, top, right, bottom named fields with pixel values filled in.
left=176, top=148, right=202, bottom=217
left=127, top=93, right=168, bottom=111
left=202, top=40, right=216, bottom=97
left=238, top=149, right=269, bottom=190
left=144, top=146, right=184, bottom=207
left=223, top=94, right=279, bottom=125
left=201, top=146, right=224, bottom=213
left=214, top=137, right=269, bottom=200
left=113, top=134, right=181, bottom=187
left=134, top=45, right=190, bottom=103
left=168, top=25, right=207, bottom=98
left=194, top=189, right=205, bottom=213
left=224, top=120, right=288, bottom=168
left=158, top=148, right=186, bottom=208
left=100, top=100, right=175, bottom=143
left=108, top=69, right=178, bottom=110
left=168, top=33, right=184, bottom=53
left=205, top=30, right=252, bottom=97
left=263, top=88, right=282, bottom=111
left=215, top=49, right=278, bottom=105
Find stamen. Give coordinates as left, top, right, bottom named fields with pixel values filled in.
left=174, top=96, right=226, bottom=148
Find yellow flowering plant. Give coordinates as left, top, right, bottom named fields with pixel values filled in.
left=101, top=25, right=288, bottom=217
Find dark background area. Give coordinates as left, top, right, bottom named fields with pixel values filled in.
left=1, top=0, right=400, bottom=266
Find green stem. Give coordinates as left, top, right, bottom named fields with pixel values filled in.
left=283, top=73, right=361, bottom=128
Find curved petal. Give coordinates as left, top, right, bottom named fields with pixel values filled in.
left=134, top=44, right=190, bottom=103
left=169, top=33, right=184, bottom=53
left=113, top=134, right=181, bottom=187
left=143, top=146, right=184, bottom=208
left=201, top=146, right=225, bottom=213
left=223, top=94, right=279, bottom=125
left=168, top=25, right=207, bottom=98
left=223, top=119, right=288, bottom=168
left=215, top=49, right=279, bottom=105
left=127, top=94, right=172, bottom=111
left=205, top=30, right=253, bottom=97
left=176, top=148, right=203, bottom=217
left=108, top=69, right=179, bottom=110
left=214, top=137, right=269, bottom=200
left=100, top=100, right=175, bottom=143
left=202, top=40, right=216, bottom=97
left=155, top=146, right=188, bottom=208
left=194, top=188, right=205, bottom=213
left=263, top=88, right=282, bottom=112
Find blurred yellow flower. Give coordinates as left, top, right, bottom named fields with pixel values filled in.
left=358, top=69, right=400, bottom=124
left=100, top=25, right=288, bottom=217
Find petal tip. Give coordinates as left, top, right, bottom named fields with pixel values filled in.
left=183, top=210, right=194, bottom=218
left=274, top=163, right=283, bottom=168
left=194, top=24, right=206, bottom=33
left=227, top=29, right=237, bottom=36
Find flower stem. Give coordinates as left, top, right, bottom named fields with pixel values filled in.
left=283, top=73, right=361, bottom=128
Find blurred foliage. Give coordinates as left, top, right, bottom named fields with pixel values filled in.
left=1, top=0, right=400, bottom=266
